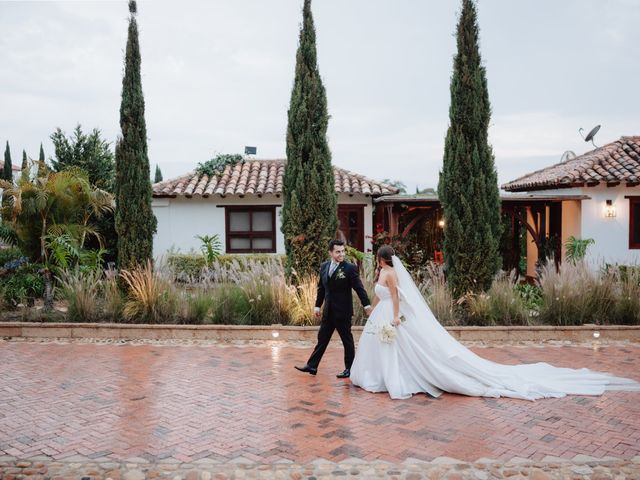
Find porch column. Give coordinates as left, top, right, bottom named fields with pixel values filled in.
left=560, top=200, right=581, bottom=263
left=526, top=207, right=538, bottom=278
left=386, top=204, right=399, bottom=236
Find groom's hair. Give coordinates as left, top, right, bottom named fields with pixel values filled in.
left=328, top=239, right=345, bottom=251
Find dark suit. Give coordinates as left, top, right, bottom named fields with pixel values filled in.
left=307, top=260, right=370, bottom=370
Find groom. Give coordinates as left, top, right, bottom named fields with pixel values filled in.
left=295, top=240, right=372, bottom=378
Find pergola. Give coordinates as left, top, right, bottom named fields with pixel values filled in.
left=374, top=192, right=590, bottom=276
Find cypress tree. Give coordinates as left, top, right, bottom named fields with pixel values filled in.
left=114, top=0, right=157, bottom=270
left=154, top=164, right=163, bottom=183
left=21, top=150, right=28, bottom=172
left=281, top=0, right=337, bottom=278
left=437, top=0, right=502, bottom=296
left=3, top=142, right=12, bottom=182
left=37, top=143, right=47, bottom=178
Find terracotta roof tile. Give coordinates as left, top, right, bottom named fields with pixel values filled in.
left=502, top=136, right=640, bottom=192
left=0, top=162, right=22, bottom=173
left=153, top=159, right=398, bottom=198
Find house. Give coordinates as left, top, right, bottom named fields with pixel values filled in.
left=0, top=161, right=21, bottom=178
left=151, top=159, right=398, bottom=258
left=374, top=136, right=640, bottom=277
left=502, top=135, right=640, bottom=274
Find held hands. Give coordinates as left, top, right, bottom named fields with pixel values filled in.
left=391, top=317, right=401, bottom=327
left=364, top=305, right=373, bottom=316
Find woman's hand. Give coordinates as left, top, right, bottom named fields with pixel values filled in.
left=392, top=317, right=401, bottom=327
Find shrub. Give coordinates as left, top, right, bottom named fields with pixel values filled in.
left=1, top=263, right=45, bottom=307
left=415, top=262, right=457, bottom=326
left=208, top=283, right=252, bottom=325
left=611, top=266, right=640, bottom=325
left=515, top=283, right=543, bottom=313
left=0, top=247, right=25, bottom=269
left=102, top=268, right=125, bottom=322
left=166, top=253, right=207, bottom=281
left=538, top=260, right=616, bottom=326
left=467, top=272, right=530, bottom=326
left=167, top=253, right=286, bottom=282
left=57, top=268, right=102, bottom=322
left=120, top=261, right=177, bottom=323
left=287, top=275, right=320, bottom=326
left=175, top=287, right=215, bottom=324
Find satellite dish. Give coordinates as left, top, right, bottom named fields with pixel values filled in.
left=560, top=150, right=576, bottom=162
left=579, top=125, right=601, bottom=148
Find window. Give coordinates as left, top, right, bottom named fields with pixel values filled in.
left=225, top=206, right=276, bottom=253
left=630, top=197, right=640, bottom=249
left=337, top=205, right=365, bottom=251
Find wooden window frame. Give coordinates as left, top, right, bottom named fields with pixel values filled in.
left=628, top=196, right=640, bottom=249
left=337, top=204, right=366, bottom=252
left=225, top=206, right=277, bottom=254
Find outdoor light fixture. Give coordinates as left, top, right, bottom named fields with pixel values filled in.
left=593, top=331, right=600, bottom=339
left=604, top=200, right=616, bottom=218
left=271, top=331, right=280, bottom=338
left=438, top=219, right=445, bottom=228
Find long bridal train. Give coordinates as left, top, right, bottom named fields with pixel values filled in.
left=350, top=256, right=640, bottom=401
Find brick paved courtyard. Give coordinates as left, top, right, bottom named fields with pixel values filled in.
left=1, top=339, right=639, bottom=467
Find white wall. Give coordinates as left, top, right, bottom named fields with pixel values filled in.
left=527, top=186, right=640, bottom=267
left=152, top=193, right=375, bottom=259
left=152, top=195, right=285, bottom=259
left=578, top=185, right=640, bottom=266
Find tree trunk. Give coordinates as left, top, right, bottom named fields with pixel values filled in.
left=43, top=269, right=54, bottom=312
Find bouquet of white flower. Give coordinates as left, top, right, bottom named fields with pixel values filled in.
left=379, top=324, right=397, bottom=344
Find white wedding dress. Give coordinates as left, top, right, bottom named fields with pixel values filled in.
left=350, top=256, right=640, bottom=400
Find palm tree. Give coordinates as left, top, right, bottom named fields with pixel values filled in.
left=0, top=165, right=114, bottom=309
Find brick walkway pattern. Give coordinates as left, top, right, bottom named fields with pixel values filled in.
left=1, top=340, right=639, bottom=465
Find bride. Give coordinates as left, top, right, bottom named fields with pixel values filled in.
left=349, top=245, right=640, bottom=400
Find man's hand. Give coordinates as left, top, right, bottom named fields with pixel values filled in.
left=314, top=307, right=321, bottom=319
left=364, top=305, right=373, bottom=316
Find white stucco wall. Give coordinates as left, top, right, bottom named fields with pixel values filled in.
left=152, top=195, right=285, bottom=260
left=578, top=185, right=640, bottom=266
left=523, top=186, right=640, bottom=267
left=152, top=193, right=375, bottom=259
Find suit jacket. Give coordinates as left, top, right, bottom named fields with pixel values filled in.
left=315, top=260, right=370, bottom=322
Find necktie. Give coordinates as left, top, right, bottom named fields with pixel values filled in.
left=329, top=262, right=338, bottom=277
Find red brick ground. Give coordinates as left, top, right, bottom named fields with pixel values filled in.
left=1, top=340, right=639, bottom=464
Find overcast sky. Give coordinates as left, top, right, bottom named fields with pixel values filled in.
left=1, top=0, right=639, bottom=191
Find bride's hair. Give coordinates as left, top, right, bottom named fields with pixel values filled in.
left=375, top=245, right=395, bottom=281
left=377, top=245, right=395, bottom=266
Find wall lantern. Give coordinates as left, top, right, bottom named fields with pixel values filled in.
left=604, top=199, right=616, bottom=218
left=438, top=219, right=445, bottom=228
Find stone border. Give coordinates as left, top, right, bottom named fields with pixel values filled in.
left=1, top=322, right=638, bottom=343
left=0, top=455, right=638, bottom=480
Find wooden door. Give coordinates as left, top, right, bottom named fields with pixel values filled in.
left=337, top=205, right=365, bottom=251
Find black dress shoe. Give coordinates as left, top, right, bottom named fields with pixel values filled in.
left=295, top=364, right=317, bottom=375
left=336, top=369, right=350, bottom=378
